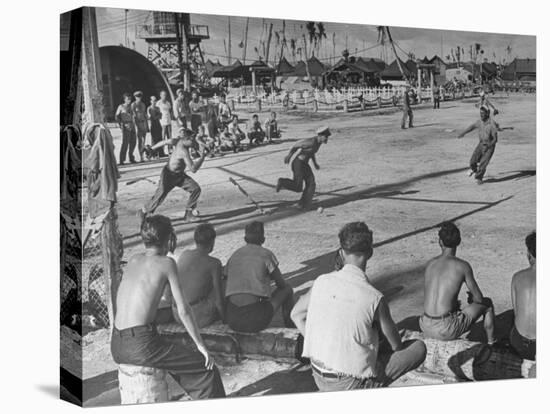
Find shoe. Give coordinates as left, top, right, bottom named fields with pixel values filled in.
left=276, top=179, right=282, bottom=193
left=191, top=209, right=200, bottom=217
left=467, top=169, right=475, bottom=177
left=130, top=159, right=137, bottom=164
left=476, top=179, right=483, bottom=185
left=119, top=161, right=125, bottom=166
left=401, top=126, right=406, bottom=129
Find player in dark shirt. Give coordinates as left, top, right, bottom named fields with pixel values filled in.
left=401, top=87, right=414, bottom=129
left=276, top=126, right=331, bottom=209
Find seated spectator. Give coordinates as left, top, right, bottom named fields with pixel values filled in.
left=219, top=125, right=238, bottom=153
left=228, top=115, right=246, bottom=147
left=172, top=223, right=225, bottom=328
left=247, top=114, right=265, bottom=146
left=265, top=111, right=281, bottom=143
left=291, top=222, right=426, bottom=390
left=194, top=125, right=217, bottom=158
left=510, top=231, right=536, bottom=360
left=111, top=215, right=226, bottom=400
left=419, top=222, right=496, bottom=343
left=224, top=221, right=294, bottom=333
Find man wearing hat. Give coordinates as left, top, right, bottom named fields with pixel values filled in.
left=131, top=91, right=148, bottom=162
left=139, top=127, right=206, bottom=222
left=276, top=126, right=331, bottom=209
left=458, top=105, right=499, bottom=184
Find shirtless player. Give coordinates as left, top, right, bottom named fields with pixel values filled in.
left=510, top=231, right=536, bottom=360
left=111, top=215, right=226, bottom=400
left=420, top=221, right=495, bottom=343
left=276, top=126, right=331, bottom=209
left=458, top=106, right=498, bottom=184
left=173, top=223, right=225, bottom=328
left=140, top=128, right=205, bottom=222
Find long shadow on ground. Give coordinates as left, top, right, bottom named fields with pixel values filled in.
left=230, top=365, right=317, bottom=397
left=123, top=166, right=480, bottom=249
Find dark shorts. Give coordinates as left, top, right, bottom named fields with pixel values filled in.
left=509, top=325, right=536, bottom=360
left=225, top=298, right=274, bottom=333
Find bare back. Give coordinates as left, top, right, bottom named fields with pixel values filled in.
left=114, top=254, right=174, bottom=329
left=512, top=266, right=536, bottom=339
left=424, top=255, right=470, bottom=316
left=176, top=250, right=220, bottom=303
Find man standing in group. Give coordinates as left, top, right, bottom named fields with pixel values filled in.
left=115, top=92, right=137, bottom=165
left=291, top=222, right=427, bottom=391
left=224, top=221, right=295, bottom=333
left=276, top=126, right=331, bottom=209
left=401, top=86, right=414, bottom=129
left=458, top=105, right=498, bottom=185
left=111, top=215, right=226, bottom=400
left=139, top=128, right=206, bottom=222
left=510, top=231, right=536, bottom=360
left=173, top=223, right=225, bottom=328
left=189, top=91, right=205, bottom=133
left=157, top=90, right=173, bottom=142
left=175, top=88, right=190, bottom=129
left=217, top=94, right=232, bottom=127
left=147, top=95, right=165, bottom=158
left=132, top=91, right=148, bottom=162
left=419, top=221, right=496, bottom=344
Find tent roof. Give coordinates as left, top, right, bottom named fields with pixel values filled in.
left=380, top=59, right=414, bottom=79
left=291, top=56, right=326, bottom=77
left=276, top=57, right=295, bottom=75
left=502, top=58, right=536, bottom=80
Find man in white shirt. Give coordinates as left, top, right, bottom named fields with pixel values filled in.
left=291, top=222, right=426, bottom=391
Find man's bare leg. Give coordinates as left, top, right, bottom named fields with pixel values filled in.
left=461, top=300, right=496, bottom=344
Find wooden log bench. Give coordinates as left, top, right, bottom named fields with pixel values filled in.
left=157, top=322, right=301, bottom=361
left=118, top=364, right=169, bottom=404
left=402, top=330, right=536, bottom=381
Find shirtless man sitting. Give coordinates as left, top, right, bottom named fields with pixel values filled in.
left=420, top=221, right=495, bottom=343
left=172, top=223, right=225, bottom=328
left=111, top=215, right=226, bottom=400
left=510, top=231, right=536, bottom=360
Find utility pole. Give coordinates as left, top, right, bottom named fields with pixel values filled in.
left=124, top=9, right=129, bottom=47
left=228, top=16, right=232, bottom=64
left=242, top=17, right=249, bottom=63
left=174, top=13, right=185, bottom=87
left=265, top=23, right=273, bottom=65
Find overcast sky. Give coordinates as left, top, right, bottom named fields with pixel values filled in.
left=97, top=7, right=536, bottom=66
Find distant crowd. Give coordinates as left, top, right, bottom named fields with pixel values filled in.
left=114, top=89, right=283, bottom=165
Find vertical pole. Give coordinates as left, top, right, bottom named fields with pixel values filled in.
left=174, top=13, right=185, bottom=87
left=228, top=17, right=232, bottom=64
left=430, top=69, right=434, bottom=103
left=265, top=23, right=273, bottom=65
left=242, top=17, right=249, bottom=63
left=82, top=6, right=119, bottom=330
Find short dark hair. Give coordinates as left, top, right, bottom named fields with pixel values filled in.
left=122, top=92, right=132, bottom=100
left=141, top=215, right=174, bottom=248
left=439, top=221, right=461, bottom=248
left=338, top=222, right=373, bottom=255
left=194, top=223, right=216, bottom=246
left=252, top=114, right=259, bottom=118
left=245, top=221, right=265, bottom=245
left=525, top=231, right=536, bottom=258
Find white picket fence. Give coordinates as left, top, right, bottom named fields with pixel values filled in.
left=207, top=86, right=476, bottom=113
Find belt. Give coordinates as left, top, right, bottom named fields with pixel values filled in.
left=113, top=324, right=157, bottom=337
left=423, top=310, right=456, bottom=320
left=311, top=364, right=374, bottom=382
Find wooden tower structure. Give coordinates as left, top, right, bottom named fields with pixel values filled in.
left=136, top=12, right=210, bottom=88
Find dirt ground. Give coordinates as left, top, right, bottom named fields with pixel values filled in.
left=113, top=93, right=535, bottom=326
left=82, top=93, right=535, bottom=405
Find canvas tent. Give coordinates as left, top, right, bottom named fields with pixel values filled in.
left=501, top=58, right=536, bottom=81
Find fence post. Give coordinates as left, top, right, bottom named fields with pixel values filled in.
left=343, top=99, right=348, bottom=112
left=230, top=99, right=235, bottom=111
left=377, top=96, right=382, bottom=108
left=313, top=98, right=318, bottom=112
left=256, top=97, right=262, bottom=112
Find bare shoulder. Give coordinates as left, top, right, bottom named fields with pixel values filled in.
left=512, top=267, right=535, bottom=285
